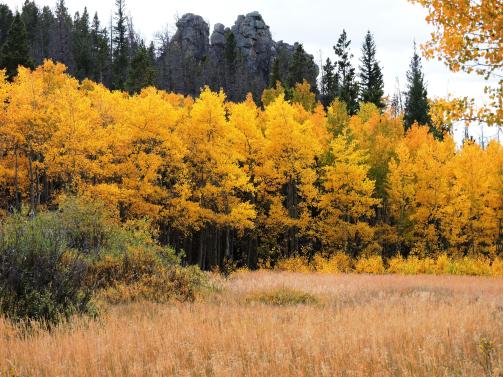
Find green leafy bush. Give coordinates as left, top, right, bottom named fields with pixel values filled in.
left=0, top=212, right=94, bottom=323
left=0, top=196, right=206, bottom=323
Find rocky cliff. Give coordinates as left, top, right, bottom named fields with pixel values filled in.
left=163, top=11, right=318, bottom=101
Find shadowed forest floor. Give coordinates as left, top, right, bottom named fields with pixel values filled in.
left=1, top=272, right=502, bottom=377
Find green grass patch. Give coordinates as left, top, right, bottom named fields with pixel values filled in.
left=247, top=287, right=318, bottom=306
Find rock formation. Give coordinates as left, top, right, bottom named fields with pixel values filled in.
left=160, top=11, right=319, bottom=101
left=171, top=13, right=210, bottom=60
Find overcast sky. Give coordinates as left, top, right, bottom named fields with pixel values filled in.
left=4, top=0, right=500, bottom=144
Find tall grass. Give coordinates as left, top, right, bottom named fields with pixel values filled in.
left=1, top=272, right=502, bottom=376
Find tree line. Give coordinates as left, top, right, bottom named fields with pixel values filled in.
left=0, top=61, right=501, bottom=270
left=0, top=0, right=436, bottom=130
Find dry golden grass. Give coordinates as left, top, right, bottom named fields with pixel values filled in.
left=1, top=271, right=503, bottom=377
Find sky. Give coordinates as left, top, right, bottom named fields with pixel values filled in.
left=4, top=0, right=501, bottom=144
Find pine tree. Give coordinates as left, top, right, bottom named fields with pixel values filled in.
left=51, top=0, right=74, bottom=71
left=0, top=5, right=13, bottom=48
left=90, top=12, right=110, bottom=84
left=404, top=43, right=434, bottom=135
left=321, top=57, right=337, bottom=107
left=127, top=40, right=155, bottom=93
left=334, top=30, right=359, bottom=115
left=288, top=43, right=307, bottom=88
left=72, top=8, right=92, bottom=80
left=20, top=1, right=39, bottom=60
left=39, top=6, right=54, bottom=62
left=112, top=0, right=129, bottom=90
left=359, top=31, right=384, bottom=110
left=225, top=32, right=237, bottom=74
left=269, top=57, right=281, bottom=87
left=1, top=13, right=33, bottom=79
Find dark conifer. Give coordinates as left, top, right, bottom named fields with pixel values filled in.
left=1, top=13, right=33, bottom=80
left=359, top=31, right=385, bottom=110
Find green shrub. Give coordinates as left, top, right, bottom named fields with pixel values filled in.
left=0, top=196, right=194, bottom=323
left=0, top=213, right=95, bottom=323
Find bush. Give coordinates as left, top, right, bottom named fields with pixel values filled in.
left=387, top=256, right=436, bottom=274
left=492, top=258, right=503, bottom=276
left=312, top=253, right=353, bottom=273
left=247, top=288, right=318, bottom=306
left=90, top=247, right=205, bottom=304
left=275, top=256, right=312, bottom=273
left=355, top=256, right=385, bottom=274
left=0, top=196, right=205, bottom=323
left=0, top=213, right=94, bottom=323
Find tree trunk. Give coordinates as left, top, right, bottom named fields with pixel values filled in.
left=14, top=146, right=20, bottom=212
left=198, top=229, right=206, bottom=270
left=28, top=155, right=35, bottom=216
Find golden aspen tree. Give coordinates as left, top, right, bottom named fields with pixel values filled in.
left=349, top=103, right=404, bottom=201
left=261, top=81, right=285, bottom=107
left=326, top=98, right=350, bottom=137
left=291, top=80, right=317, bottom=112
left=486, top=141, right=503, bottom=255
left=0, top=70, right=12, bottom=213
left=318, top=135, right=380, bottom=256
left=5, top=61, right=69, bottom=214
left=44, top=76, right=102, bottom=194
left=259, top=96, right=321, bottom=255
left=445, top=142, right=500, bottom=256
left=387, top=142, right=416, bottom=250
left=410, top=136, right=455, bottom=256
left=178, top=88, right=255, bottom=268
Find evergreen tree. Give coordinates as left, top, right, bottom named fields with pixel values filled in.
left=224, top=32, right=237, bottom=73
left=321, top=57, right=337, bottom=107
left=52, top=0, right=74, bottom=70
left=38, top=6, right=54, bottom=62
left=20, top=1, right=39, bottom=59
left=90, top=12, right=110, bottom=84
left=334, top=30, right=359, bottom=115
left=127, top=40, right=155, bottom=93
left=0, top=5, right=13, bottom=48
left=112, top=0, right=129, bottom=90
left=404, top=43, right=434, bottom=134
left=288, top=43, right=307, bottom=88
left=269, top=57, right=281, bottom=87
left=359, top=31, right=385, bottom=110
left=72, top=8, right=92, bottom=80
left=1, top=13, right=33, bottom=79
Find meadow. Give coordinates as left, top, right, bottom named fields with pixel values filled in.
left=1, top=271, right=502, bottom=377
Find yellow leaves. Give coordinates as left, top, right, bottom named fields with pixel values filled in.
left=291, top=80, right=317, bottom=112
left=1, top=59, right=501, bottom=260
left=409, top=0, right=502, bottom=126
left=261, top=81, right=285, bottom=107
left=317, top=135, right=379, bottom=251
left=387, top=124, right=502, bottom=257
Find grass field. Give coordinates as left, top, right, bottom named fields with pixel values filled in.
left=1, top=271, right=502, bottom=377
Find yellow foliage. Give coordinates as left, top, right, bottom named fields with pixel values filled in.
left=312, top=253, right=353, bottom=273
left=276, top=254, right=502, bottom=277
left=275, top=256, right=312, bottom=273
left=0, top=61, right=501, bottom=272
left=355, top=256, right=385, bottom=274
